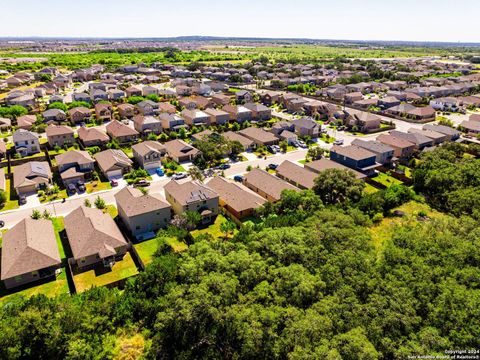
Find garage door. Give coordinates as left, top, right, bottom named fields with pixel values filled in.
left=107, top=170, right=123, bottom=179
left=145, top=161, right=160, bottom=170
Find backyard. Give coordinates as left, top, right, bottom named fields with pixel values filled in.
left=191, top=214, right=237, bottom=240
left=0, top=271, right=70, bottom=305
left=73, top=252, right=139, bottom=293
left=372, top=171, right=403, bottom=187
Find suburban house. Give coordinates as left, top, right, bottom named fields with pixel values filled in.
left=55, top=150, right=95, bottom=186
left=389, top=130, right=434, bottom=150
left=181, top=109, right=210, bottom=126
left=158, top=102, right=177, bottom=114
left=1, top=218, right=61, bottom=289
left=244, top=103, right=272, bottom=121
left=238, top=127, right=279, bottom=147
left=235, top=90, right=253, bottom=103
left=136, top=100, right=159, bottom=115
left=330, top=145, right=379, bottom=176
left=223, top=104, right=253, bottom=123
left=118, top=103, right=136, bottom=118
left=305, top=158, right=366, bottom=179
left=13, top=129, right=40, bottom=156
left=276, top=160, right=317, bottom=190
left=347, top=112, right=381, bottom=132
left=408, top=128, right=447, bottom=145
left=164, top=180, right=219, bottom=225
left=72, top=92, right=91, bottom=103
left=13, top=161, right=52, bottom=195
left=77, top=126, right=110, bottom=147
left=159, top=113, right=186, bottom=130
left=64, top=206, right=129, bottom=269
left=460, top=114, right=480, bottom=134
left=108, top=88, right=126, bottom=100
left=133, top=115, right=162, bottom=135
left=68, top=107, right=91, bottom=124
left=164, top=139, right=200, bottom=163
left=106, top=120, right=139, bottom=144
left=132, top=140, right=166, bottom=170
left=423, top=124, right=460, bottom=141
left=260, top=91, right=281, bottom=105
left=16, top=115, right=36, bottom=130
left=376, top=134, right=416, bottom=160
left=206, top=176, right=266, bottom=220
left=125, top=86, right=142, bottom=97
left=223, top=131, right=255, bottom=151
left=211, top=93, right=231, bottom=106
left=43, top=108, right=67, bottom=123
left=94, top=103, right=112, bottom=121
left=91, top=89, right=108, bottom=102
left=203, top=108, right=230, bottom=125
left=94, top=149, right=133, bottom=178
left=115, top=187, right=172, bottom=239
left=290, top=117, right=320, bottom=138
left=45, top=124, right=75, bottom=147
left=351, top=139, right=395, bottom=165
left=243, top=168, right=299, bottom=202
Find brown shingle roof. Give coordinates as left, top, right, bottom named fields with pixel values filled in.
left=276, top=160, right=317, bottom=189
left=94, top=149, right=132, bottom=173
left=207, top=176, right=265, bottom=213
left=244, top=168, right=299, bottom=201
left=77, top=127, right=110, bottom=143
left=55, top=150, right=94, bottom=167
left=163, top=139, right=200, bottom=159
left=304, top=158, right=366, bottom=179
left=46, top=124, right=74, bottom=137
left=64, top=206, right=128, bottom=260
left=115, top=187, right=170, bottom=217
left=164, top=180, right=218, bottom=206
left=106, top=120, right=139, bottom=137
left=1, top=218, right=61, bottom=280
left=238, top=127, right=278, bottom=144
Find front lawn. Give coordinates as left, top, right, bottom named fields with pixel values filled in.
left=39, top=189, right=68, bottom=203
left=86, top=180, right=112, bottom=194
left=0, top=271, right=70, bottom=305
left=73, top=252, right=139, bottom=293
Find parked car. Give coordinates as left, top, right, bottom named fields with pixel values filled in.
left=155, top=167, right=165, bottom=176
left=0, top=220, right=5, bottom=228
left=134, top=179, right=150, bottom=187
left=233, top=175, right=244, bottom=182
left=67, top=183, right=76, bottom=195
left=267, top=145, right=277, bottom=154
left=291, top=141, right=299, bottom=148
left=333, top=139, right=344, bottom=145
left=110, top=179, right=118, bottom=187
left=77, top=180, right=86, bottom=192
left=268, top=163, right=278, bottom=170
left=219, top=163, right=231, bottom=170
left=19, top=195, right=27, bottom=205
left=297, top=140, right=307, bottom=148
left=172, top=172, right=187, bottom=180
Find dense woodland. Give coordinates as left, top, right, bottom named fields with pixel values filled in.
left=0, top=145, right=479, bottom=359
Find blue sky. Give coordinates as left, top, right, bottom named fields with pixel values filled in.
left=1, top=0, right=479, bottom=42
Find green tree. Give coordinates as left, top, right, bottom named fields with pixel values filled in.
left=313, top=168, right=365, bottom=205
left=94, top=196, right=106, bottom=209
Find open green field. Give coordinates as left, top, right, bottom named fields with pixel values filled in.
left=73, top=252, right=139, bottom=293
left=0, top=271, right=70, bottom=305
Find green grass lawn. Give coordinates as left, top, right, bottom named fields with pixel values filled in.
left=51, top=217, right=67, bottom=260
left=135, top=236, right=188, bottom=266
left=86, top=180, right=112, bottom=194
left=47, top=145, right=79, bottom=156
left=0, top=178, right=19, bottom=211
left=191, top=214, right=237, bottom=240
left=298, top=159, right=307, bottom=165
left=373, top=172, right=403, bottom=187
left=73, top=252, right=139, bottom=293
left=40, top=189, right=68, bottom=203
left=164, top=237, right=188, bottom=252
left=364, top=183, right=380, bottom=194
left=0, top=271, right=70, bottom=305
left=104, top=205, right=118, bottom=219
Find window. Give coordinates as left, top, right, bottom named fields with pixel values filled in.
left=136, top=225, right=141, bottom=230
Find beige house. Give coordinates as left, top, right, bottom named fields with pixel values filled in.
left=204, top=108, right=230, bottom=125
left=238, top=127, right=279, bottom=147
left=1, top=218, right=61, bottom=289
left=118, top=103, right=136, bottom=118
left=56, top=150, right=95, bottom=186
left=68, top=107, right=91, bottom=124
left=133, top=115, right=162, bottom=135
left=77, top=127, right=110, bottom=147
left=95, top=103, right=112, bottom=121
left=164, top=180, right=219, bottom=225
left=243, top=168, right=299, bottom=202
left=115, top=187, right=172, bottom=239
left=46, top=124, right=75, bottom=147
left=164, top=139, right=200, bottom=163
left=206, top=176, right=265, bottom=220
left=94, top=149, right=133, bottom=179
left=106, top=120, right=139, bottom=144
left=132, top=140, right=166, bottom=170
left=276, top=160, right=317, bottom=190
left=13, top=161, right=52, bottom=195
left=64, top=206, right=128, bottom=269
